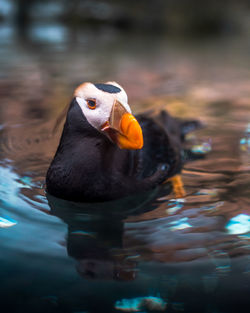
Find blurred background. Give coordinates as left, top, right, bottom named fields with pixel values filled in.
left=1, top=0, right=250, bottom=118
left=1, top=0, right=250, bottom=122
left=2, top=0, right=250, bottom=34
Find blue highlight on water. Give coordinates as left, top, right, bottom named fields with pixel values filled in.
left=0, top=165, right=22, bottom=205
left=191, top=142, right=212, bottom=154
left=169, top=217, right=192, bottom=231
left=19, top=176, right=33, bottom=189
left=0, top=216, right=17, bottom=228
left=226, top=214, right=250, bottom=235
left=115, top=296, right=167, bottom=312
left=71, top=230, right=96, bottom=238
left=240, top=122, right=250, bottom=152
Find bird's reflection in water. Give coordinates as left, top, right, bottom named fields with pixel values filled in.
left=47, top=179, right=250, bottom=287
left=47, top=186, right=169, bottom=281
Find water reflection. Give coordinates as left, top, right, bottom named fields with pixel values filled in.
left=115, top=295, right=167, bottom=312
left=47, top=180, right=250, bottom=281
left=0, top=216, right=17, bottom=228
left=226, top=214, right=250, bottom=235
left=47, top=189, right=162, bottom=281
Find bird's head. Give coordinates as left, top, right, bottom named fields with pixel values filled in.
left=74, top=81, right=143, bottom=150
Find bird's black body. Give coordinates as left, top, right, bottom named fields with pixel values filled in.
left=46, top=98, right=199, bottom=202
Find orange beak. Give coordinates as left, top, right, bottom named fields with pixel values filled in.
left=101, top=100, right=143, bottom=150
left=116, top=113, right=143, bottom=149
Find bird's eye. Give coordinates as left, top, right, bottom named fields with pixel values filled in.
left=87, top=99, right=96, bottom=110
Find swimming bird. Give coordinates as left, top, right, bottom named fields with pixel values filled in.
left=46, top=81, right=200, bottom=202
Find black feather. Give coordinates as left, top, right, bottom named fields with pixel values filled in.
left=94, top=83, right=121, bottom=94
left=46, top=99, right=199, bottom=202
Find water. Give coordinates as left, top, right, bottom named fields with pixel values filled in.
left=0, top=23, right=250, bottom=313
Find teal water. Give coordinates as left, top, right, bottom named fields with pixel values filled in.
left=0, top=23, right=250, bottom=313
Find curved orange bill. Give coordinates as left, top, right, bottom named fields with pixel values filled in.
left=101, top=100, right=143, bottom=150
left=116, top=113, right=143, bottom=149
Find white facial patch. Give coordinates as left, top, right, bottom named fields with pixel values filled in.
left=75, top=82, right=131, bottom=131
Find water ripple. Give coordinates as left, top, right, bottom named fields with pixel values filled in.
left=0, top=216, right=17, bottom=228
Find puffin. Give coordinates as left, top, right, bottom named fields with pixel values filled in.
left=46, top=81, right=200, bottom=202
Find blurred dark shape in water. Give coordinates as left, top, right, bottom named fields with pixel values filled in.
left=47, top=188, right=165, bottom=281
left=3, top=0, right=250, bottom=36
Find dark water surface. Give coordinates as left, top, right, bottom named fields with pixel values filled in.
left=0, top=24, right=250, bottom=313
